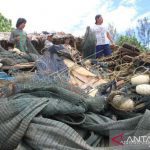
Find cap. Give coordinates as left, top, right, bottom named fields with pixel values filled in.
left=47, top=33, right=54, bottom=37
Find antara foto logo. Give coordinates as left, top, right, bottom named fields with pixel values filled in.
left=111, top=133, right=124, bottom=146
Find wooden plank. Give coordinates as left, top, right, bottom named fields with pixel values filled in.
left=64, top=59, right=96, bottom=77
left=1, top=62, right=35, bottom=70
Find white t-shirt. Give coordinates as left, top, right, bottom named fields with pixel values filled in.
left=92, top=24, right=109, bottom=45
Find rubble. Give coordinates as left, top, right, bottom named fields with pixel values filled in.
left=0, top=31, right=150, bottom=149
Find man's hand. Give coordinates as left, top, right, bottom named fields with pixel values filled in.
left=12, top=48, right=21, bottom=54
left=107, top=32, right=115, bottom=45
left=111, top=41, right=115, bottom=46
left=19, top=52, right=27, bottom=56
left=15, top=36, right=20, bottom=41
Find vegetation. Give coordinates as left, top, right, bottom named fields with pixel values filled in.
left=111, top=17, right=150, bottom=51
left=116, top=35, right=148, bottom=51
left=0, top=13, right=12, bottom=32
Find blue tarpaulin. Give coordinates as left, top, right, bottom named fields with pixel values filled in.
left=0, top=71, right=15, bottom=80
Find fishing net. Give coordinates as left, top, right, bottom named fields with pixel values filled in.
left=0, top=45, right=7, bottom=51
left=81, top=26, right=96, bottom=59
left=0, top=84, right=150, bottom=150
left=0, top=41, right=150, bottom=149
left=0, top=44, right=36, bottom=65
left=27, top=40, right=39, bottom=55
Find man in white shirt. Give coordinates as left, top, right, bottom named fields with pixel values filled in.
left=92, top=14, right=114, bottom=58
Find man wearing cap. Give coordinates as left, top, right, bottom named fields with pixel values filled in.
left=44, top=34, right=54, bottom=48
left=92, top=14, right=114, bottom=58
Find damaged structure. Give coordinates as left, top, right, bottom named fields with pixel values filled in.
left=0, top=31, right=150, bottom=150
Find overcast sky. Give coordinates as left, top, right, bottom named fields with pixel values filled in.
left=0, top=0, right=149, bottom=36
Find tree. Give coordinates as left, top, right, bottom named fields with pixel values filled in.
left=116, top=35, right=147, bottom=51
left=137, top=17, right=150, bottom=48
left=0, top=13, right=12, bottom=32
left=125, top=28, right=135, bottom=37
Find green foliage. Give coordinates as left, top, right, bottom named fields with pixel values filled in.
left=116, top=35, right=147, bottom=51
left=0, top=13, right=12, bottom=32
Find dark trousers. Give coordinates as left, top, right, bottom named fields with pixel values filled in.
left=96, top=44, right=112, bottom=58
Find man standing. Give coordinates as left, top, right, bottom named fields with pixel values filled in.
left=10, top=18, right=28, bottom=52
left=92, top=14, right=114, bottom=58
left=9, top=18, right=39, bottom=61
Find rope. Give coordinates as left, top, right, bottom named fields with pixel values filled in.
left=133, top=66, right=150, bottom=75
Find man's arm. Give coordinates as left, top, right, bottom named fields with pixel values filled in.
left=9, top=31, right=15, bottom=43
left=107, top=32, right=114, bottom=45
left=9, top=31, right=20, bottom=43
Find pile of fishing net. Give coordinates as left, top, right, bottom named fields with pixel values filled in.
left=0, top=46, right=149, bottom=149
left=0, top=45, right=29, bottom=65
left=0, top=40, right=39, bottom=67
left=0, top=74, right=150, bottom=149
left=0, top=31, right=150, bottom=149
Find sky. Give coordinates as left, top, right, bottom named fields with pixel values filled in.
left=0, top=0, right=149, bottom=36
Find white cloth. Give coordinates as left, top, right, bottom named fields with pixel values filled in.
left=44, top=40, right=53, bottom=48
left=92, top=24, right=109, bottom=45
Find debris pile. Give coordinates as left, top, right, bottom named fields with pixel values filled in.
left=0, top=31, right=149, bottom=149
